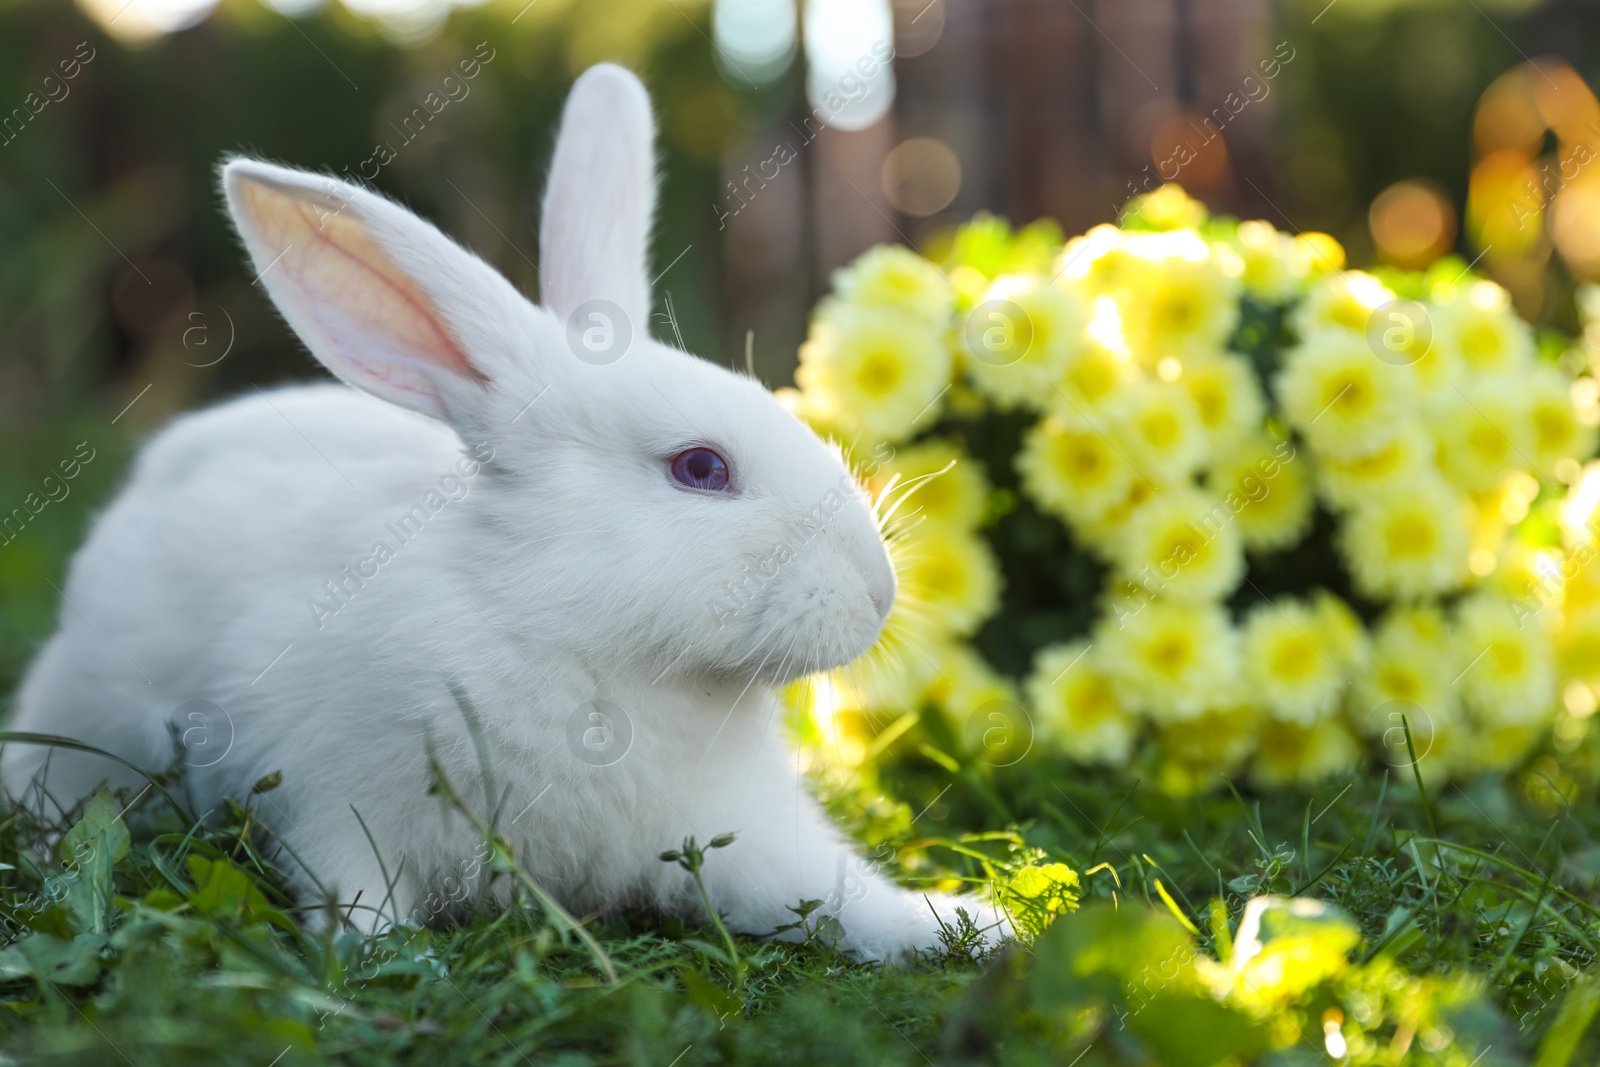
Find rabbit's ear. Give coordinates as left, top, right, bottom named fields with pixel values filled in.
left=539, top=64, right=656, bottom=332
left=222, top=158, right=522, bottom=422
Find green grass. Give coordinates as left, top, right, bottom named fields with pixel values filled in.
left=3, top=735, right=1600, bottom=1066
left=5, top=424, right=1600, bottom=1066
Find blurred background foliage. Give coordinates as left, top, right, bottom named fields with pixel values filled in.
left=3, top=0, right=1600, bottom=694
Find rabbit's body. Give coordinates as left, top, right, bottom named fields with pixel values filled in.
left=2, top=66, right=998, bottom=961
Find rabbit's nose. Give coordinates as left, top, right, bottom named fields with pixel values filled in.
left=864, top=553, right=896, bottom=622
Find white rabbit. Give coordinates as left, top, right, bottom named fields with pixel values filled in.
left=1, top=64, right=1002, bottom=962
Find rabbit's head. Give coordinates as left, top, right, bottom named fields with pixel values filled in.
left=222, top=64, right=895, bottom=686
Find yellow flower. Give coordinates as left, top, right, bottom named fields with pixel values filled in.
left=963, top=274, right=1087, bottom=409
left=1025, top=642, right=1140, bottom=764
left=1057, top=224, right=1136, bottom=298
left=1076, top=479, right=1162, bottom=553
left=831, top=244, right=955, bottom=322
left=1017, top=415, right=1138, bottom=527
left=866, top=439, right=989, bottom=533
left=1429, top=377, right=1532, bottom=493
left=1110, top=380, right=1210, bottom=484
left=1456, top=721, right=1543, bottom=774
left=1182, top=354, right=1266, bottom=454
left=1096, top=600, right=1240, bottom=721
left=796, top=301, right=953, bottom=442
left=1353, top=605, right=1455, bottom=720
left=1289, top=270, right=1393, bottom=337
left=922, top=640, right=1019, bottom=735
left=1154, top=705, right=1261, bottom=795
left=1453, top=592, right=1556, bottom=728
left=892, top=526, right=1002, bottom=637
left=1053, top=335, right=1135, bottom=416
left=1125, top=183, right=1208, bottom=231
left=1111, top=487, right=1246, bottom=603
left=1116, top=233, right=1241, bottom=364
left=1206, top=435, right=1314, bottom=551
left=1312, top=590, right=1369, bottom=671
left=1315, top=425, right=1433, bottom=511
left=1339, top=475, right=1472, bottom=601
left=1296, top=232, right=1346, bottom=275
left=1227, top=220, right=1310, bottom=304
left=1431, top=280, right=1535, bottom=377
left=1556, top=604, right=1600, bottom=685
left=1351, top=607, right=1461, bottom=781
left=1252, top=715, right=1362, bottom=789
left=1277, top=330, right=1416, bottom=459
left=1526, top=364, right=1598, bottom=475
left=1362, top=698, right=1470, bottom=786
left=1240, top=599, right=1351, bottom=725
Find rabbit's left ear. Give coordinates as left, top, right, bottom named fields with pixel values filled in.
left=222, top=158, right=526, bottom=423
left=539, top=64, right=656, bottom=333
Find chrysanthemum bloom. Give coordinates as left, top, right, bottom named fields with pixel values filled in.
left=1311, top=590, right=1370, bottom=675
left=1227, top=220, right=1310, bottom=304
left=867, top=438, right=989, bottom=533
left=1096, top=600, right=1240, bottom=721
left=963, top=274, right=1087, bottom=409
left=1110, top=487, right=1246, bottom=603
left=1239, top=599, right=1349, bottom=725
left=1076, top=479, right=1161, bottom=553
left=1430, top=378, right=1533, bottom=493
left=921, top=640, right=1019, bottom=736
left=1115, top=233, right=1241, bottom=365
left=1431, top=279, right=1536, bottom=377
left=1109, top=380, right=1210, bottom=485
left=1340, top=475, right=1472, bottom=601
left=1056, top=224, right=1137, bottom=297
left=1487, top=542, right=1563, bottom=610
left=1353, top=606, right=1456, bottom=722
left=1315, top=425, right=1433, bottom=511
left=1457, top=720, right=1544, bottom=774
left=1154, top=705, right=1261, bottom=795
left=1017, top=415, right=1138, bottom=527
left=891, top=525, right=1002, bottom=637
left=1053, top=336, right=1135, bottom=417
left=1452, top=592, right=1557, bottom=728
left=1296, top=232, right=1347, bottom=276
left=1025, top=642, right=1140, bottom=764
left=831, top=244, right=955, bottom=322
left=1555, top=604, right=1600, bottom=685
left=1525, top=364, right=1598, bottom=475
left=1182, top=353, right=1266, bottom=455
left=1288, top=270, right=1393, bottom=337
left=1352, top=607, right=1462, bottom=781
left=1396, top=306, right=1460, bottom=399
left=796, top=300, right=953, bottom=442
left=1205, top=436, right=1314, bottom=551
left=1125, top=183, right=1209, bottom=231
left=1251, top=715, right=1361, bottom=789
left=1277, top=330, right=1417, bottom=459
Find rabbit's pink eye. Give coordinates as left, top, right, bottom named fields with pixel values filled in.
left=670, top=448, right=730, bottom=492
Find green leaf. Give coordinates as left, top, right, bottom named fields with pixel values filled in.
left=1027, top=901, right=1192, bottom=1015
left=678, top=965, right=741, bottom=1018
left=58, top=787, right=129, bottom=868
left=186, top=855, right=271, bottom=924
left=1536, top=972, right=1600, bottom=1067
left=6, top=933, right=108, bottom=988
left=1126, top=992, right=1268, bottom=1067
left=1000, top=862, right=1081, bottom=941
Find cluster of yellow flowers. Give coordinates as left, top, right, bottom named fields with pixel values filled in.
left=781, top=184, right=1600, bottom=794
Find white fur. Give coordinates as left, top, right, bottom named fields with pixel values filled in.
left=1, top=65, right=1000, bottom=961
